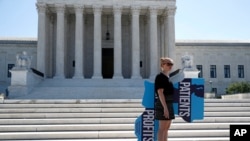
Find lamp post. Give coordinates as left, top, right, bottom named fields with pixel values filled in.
left=106, top=15, right=110, bottom=40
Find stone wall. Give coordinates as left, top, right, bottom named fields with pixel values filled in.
left=1, top=38, right=250, bottom=95
left=221, top=93, right=250, bottom=99
left=0, top=38, right=37, bottom=84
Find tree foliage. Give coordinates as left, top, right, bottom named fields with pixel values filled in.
left=226, top=82, right=250, bottom=94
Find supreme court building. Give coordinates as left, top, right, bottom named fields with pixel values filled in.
left=1, top=0, right=250, bottom=97
left=36, top=0, right=176, bottom=79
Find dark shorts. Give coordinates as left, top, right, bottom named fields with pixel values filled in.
left=155, top=100, right=175, bottom=120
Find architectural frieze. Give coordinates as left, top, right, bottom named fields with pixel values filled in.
left=36, top=0, right=176, bottom=16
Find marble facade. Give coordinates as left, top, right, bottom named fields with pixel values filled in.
left=1, top=39, right=250, bottom=95
left=1, top=0, right=250, bottom=96
left=36, top=0, right=177, bottom=79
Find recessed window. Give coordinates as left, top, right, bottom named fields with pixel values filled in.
left=224, top=65, right=230, bottom=78
left=238, top=65, right=244, bottom=78
left=196, top=65, right=203, bottom=78
left=7, top=64, right=15, bottom=78
left=210, top=65, right=216, bottom=78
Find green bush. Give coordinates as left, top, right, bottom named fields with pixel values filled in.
left=226, top=82, right=250, bottom=94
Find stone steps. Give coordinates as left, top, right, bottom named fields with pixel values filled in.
left=18, top=87, right=144, bottom=99
left=0, top=122, right=249, bottom=132
left=0, top=131, right=230, bottom=140
left=5, top=139, right=229, bottom=141
left=0, top=99, right=249, bottom=140
left=1, top=112, right=250, bottom=118
left=38, top=79, right=145, bottom=87
left=9, top=79, right=146, bottom=99
left=0, top=118, right=136, bottom=125
left=85, top=139, right=229, bottom=141
left=0, top=117, right=249, bottom=125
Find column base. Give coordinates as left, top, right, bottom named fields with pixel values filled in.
left=53, top=75, right=65, bottom=79
left=113, top=76, right=124, bottom=79
left=131, top=75, right=142, bottom=79
left=73, top=75, right=84, bottom=79
left=113, top=73, right=123, bottom=79
left=149, top=75, right=156, bottom=80
left=92, top=75, right=103, bottom=79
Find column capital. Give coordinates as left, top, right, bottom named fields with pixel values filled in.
left=113, top=5, right=122, bottom=15
left=166, top=7, right=176, bottom=16
left=131, top=5, right=141, bottom=15
left=74, top=5, right=84, bottom=13
left=36, top=2, right=47, bottom=13
left=93, top=5, right=103, bottom=14
left=55, top=3, right=65, bottom=13
left=149, top=6, right=158, bottom=15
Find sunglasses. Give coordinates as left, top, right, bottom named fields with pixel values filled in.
left=166, top=63, right=173, bottom=66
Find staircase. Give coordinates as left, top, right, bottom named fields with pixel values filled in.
left=0, top=99, right=250, bottom=141
left=9, top=79, right=145, bottom=99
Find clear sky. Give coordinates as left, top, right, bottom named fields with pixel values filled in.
left=0, top=0, right=249, bottom=40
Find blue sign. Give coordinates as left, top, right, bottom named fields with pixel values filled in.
left=135, top=78, right=204, bottom=141
left=135, top=81, right=158, bottom=141
left=173, top=78, right=204, bottom=122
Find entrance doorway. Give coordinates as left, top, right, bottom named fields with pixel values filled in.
left=102, top=48, right=114, bottom=78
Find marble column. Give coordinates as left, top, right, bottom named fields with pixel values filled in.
left=36, top=2, right=47, bottom=77
left=149, top=6, right=158, bottom=79
left=54, top=4, right=65, bottom=79
left=73, top=5, right=84, bottom=79
left=113, top=6, right=123, bottom=79
left=160, top=17, right=165, bottom=57
left=131, top=6, right=141, bottom=79
left=165, top=7, right=176, bottom=61
left=164, top=14, right=168, bottom=58
left=92, top=5, right=103, bottom=79
left=48, top=15, right=55, bottom=78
